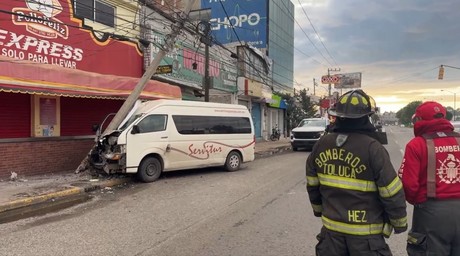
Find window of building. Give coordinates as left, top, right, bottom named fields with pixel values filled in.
left=32, top=95, right=61, bottom=137
left=74, top=0, right=115, bottom=27
left=173, top=116, right=252, bottom=135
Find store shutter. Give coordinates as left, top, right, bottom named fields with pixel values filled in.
left=0, top=92, right=31, bottom=138
left=61, top=98, right=124, bottom=136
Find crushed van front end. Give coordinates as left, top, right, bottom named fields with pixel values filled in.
left=89, top=131, right=126, bottom=174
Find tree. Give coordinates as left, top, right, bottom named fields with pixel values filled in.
left=396, top=101, right=453, bottom=126
left=298, top=88, right=317, bottom=118
left=396, top=101, right=422, bottom=125
left=276, top=88, right=318, bottom=135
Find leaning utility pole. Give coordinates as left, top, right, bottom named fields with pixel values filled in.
left=75, top=0, right=196, bottom=173
left=312, top=78, right=317, bottom=96
left=104, top=0, right=196, bottom=133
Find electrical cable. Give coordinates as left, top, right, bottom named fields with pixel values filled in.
left=297, top=0, right=338, bottom=67
left=275, top=0, right=333, bottom=67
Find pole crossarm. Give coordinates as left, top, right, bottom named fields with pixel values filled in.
left=441, top=64, right=460, bottom=70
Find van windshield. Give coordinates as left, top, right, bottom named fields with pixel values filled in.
left=119, top=114, right=143, bottom=131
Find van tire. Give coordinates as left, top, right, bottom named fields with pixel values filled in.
left=138, top=157, right=162, bottom=182
left=225, top=151, right=241, bottom=172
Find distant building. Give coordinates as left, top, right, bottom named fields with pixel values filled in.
left=381, top=112, right=399, bottom=125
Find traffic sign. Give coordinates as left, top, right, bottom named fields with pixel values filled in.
left=321, top=75, right=340, bottom=84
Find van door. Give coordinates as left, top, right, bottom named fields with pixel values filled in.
left=125, top=114, right=169, bottom=172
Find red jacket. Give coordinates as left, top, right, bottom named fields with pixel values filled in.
left=399, top=119, right=460, bottom=204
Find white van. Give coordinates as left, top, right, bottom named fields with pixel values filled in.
left=90, top=100, right=255, bottom=182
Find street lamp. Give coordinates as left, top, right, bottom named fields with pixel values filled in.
left=441, top=89, right=456, bottom=121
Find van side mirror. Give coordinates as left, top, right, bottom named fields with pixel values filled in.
left=131, top=125, right=140, bottom=134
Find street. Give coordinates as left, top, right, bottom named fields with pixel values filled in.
left=0, top=126, right=414, bottom=256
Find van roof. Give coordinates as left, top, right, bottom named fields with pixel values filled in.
left=137, top=99, right=249, bottom=113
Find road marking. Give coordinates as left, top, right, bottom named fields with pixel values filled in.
left=400, top=149, right=404, bottom=155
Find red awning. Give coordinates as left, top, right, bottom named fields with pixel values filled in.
left=0, top=56, right=181, bottom=99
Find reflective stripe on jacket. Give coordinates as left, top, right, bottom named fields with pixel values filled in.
left=306, top=133, right=407, bottom=236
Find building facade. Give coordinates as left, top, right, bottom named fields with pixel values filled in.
left=0, top=0, right=181, bottom=179
left=199, top=0, right=294, bottom=139
left=0, top=0, right=295, bottom=178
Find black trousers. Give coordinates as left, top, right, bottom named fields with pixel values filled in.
left=408, top=199, right=460, bottom=256
left=315, top=227, right=392, bottom=256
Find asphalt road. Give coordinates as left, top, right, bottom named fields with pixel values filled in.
left=0, top=126, right=416, bottom=256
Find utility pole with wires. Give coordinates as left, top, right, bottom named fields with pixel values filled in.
left=76, top=0, right=197, bottom=173
left=195, top=20, right=213, bottom=102
left=312, top=78, right=317, bottom=96
left=327, top=68, right=341, bottom=97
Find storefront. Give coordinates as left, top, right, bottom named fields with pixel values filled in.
left=237, top=77, right=267, bottom=139
left=0, top=0, right=181, bottom=179
left=268, top=94, right=287, bottom=138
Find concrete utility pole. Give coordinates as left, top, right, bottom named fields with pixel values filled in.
left=327, top=68, right=341, bottom=97
left=312, top=78, right=317, bottom=96
left=196, top=21, right=212, bottom=102
left=104, top=0, right=196, bottom=133
left=76, top=0, right=196, bottom=173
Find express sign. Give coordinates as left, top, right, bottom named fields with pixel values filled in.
left=0, top=0, right=143, bottom=77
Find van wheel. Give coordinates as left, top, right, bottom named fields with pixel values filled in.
left=292, top=147, right=298, bottom=151
left=225, top=151, right=241, bottom=172
left=138, top=157, right=162, bottom=182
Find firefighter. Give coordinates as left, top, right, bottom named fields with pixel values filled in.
left=399, top=101, right=460, bottom=255
left=306, top=89, right=407, bottom=256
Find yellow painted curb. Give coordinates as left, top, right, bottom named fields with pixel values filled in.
left=0, top=187, right=84, bottom=213
left=0, top=177, right=132, bottom=214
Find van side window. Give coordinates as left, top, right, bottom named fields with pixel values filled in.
left=137, top=115, right=167, bottom=133
left=173, top=115, right=251, bottom=134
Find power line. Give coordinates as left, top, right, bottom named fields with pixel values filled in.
left=2, top=2, right=295, bottom=91
left=275, top=0, right=333, bottom=67
left=373, top=66, right=439, bottom=88
left=297, top=0, right=338, bottom=67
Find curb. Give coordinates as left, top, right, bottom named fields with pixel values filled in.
left=255, top=145, right=292, bottom=159
left=0, top=177, right=132, bottom=215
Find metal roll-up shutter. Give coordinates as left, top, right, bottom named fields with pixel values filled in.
left=60, top=98, right=124, bottom=136
left=0, top=92, right=31, bottom=138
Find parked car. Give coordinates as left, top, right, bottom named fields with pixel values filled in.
left=290, top=118, right=329, bottom=151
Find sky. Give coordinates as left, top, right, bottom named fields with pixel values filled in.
left=292, top=0, right=460, bottom=113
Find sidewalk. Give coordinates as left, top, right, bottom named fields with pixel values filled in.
left=0, top=138, right=291, bottom=223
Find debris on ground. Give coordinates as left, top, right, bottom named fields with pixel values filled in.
left=10, top=172, right=18, bottom=181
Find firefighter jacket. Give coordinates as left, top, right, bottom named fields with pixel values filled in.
left=399, top=118, right=460, bottom=204
left=306, top=132, right=407, bottom=237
